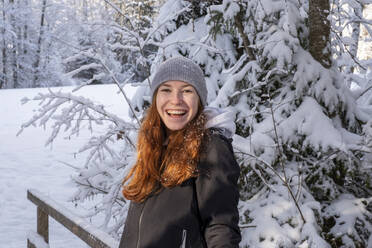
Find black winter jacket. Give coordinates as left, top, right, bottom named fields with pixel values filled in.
left=119, top=132, right=241, bottom=248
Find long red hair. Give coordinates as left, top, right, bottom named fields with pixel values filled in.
left=122, top=96, right=206, bottom=202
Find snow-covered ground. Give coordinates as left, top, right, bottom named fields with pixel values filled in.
left=0, top=84, right=133, bottom=247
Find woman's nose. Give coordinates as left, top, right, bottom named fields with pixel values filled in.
left=170, top=91, right=183, bottom=104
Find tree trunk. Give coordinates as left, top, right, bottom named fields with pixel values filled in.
left=234, top=9, right=255, bottom=61
left=10, top=0, right=18, bottom=88
left=309, top=0, right=331, bottom=68
left=33, top=0, right=47, bottom=87
left=42, top=23, right=52, bottom=79
left=83, top=0, right=88, bottom=21
left=349, top=4, right=362, bottom=69
left=342, top=3, right=363, bottom=88
left=23, top=0, right=28, bottom=55
left=1, top=0, right=7, bottom=89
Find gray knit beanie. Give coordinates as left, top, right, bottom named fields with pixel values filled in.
left=151, top=57, right=207, bottom=106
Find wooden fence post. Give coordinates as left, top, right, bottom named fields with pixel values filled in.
left=27, top=240, right=36, bottom=248
left=37, top=206, right=49, bottom=243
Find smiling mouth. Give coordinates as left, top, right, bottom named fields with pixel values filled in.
left=166, top=110, right=187, bottom=117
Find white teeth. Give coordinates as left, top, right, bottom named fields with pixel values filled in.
left=167, top=110, right=186, bottom=115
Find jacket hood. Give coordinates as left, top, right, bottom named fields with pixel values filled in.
left=204, top=107, right=236, bottom=139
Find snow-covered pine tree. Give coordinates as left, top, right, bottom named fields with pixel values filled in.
left=109, top=0, right=158, bottom=83
left=131, top=0, right=372, bottom=247
left=61, top=0, right=159, bottom=89
left=60, top=0, right=124, bottom=87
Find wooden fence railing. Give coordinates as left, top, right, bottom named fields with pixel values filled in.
left=27, top=189, right=119, bottom=248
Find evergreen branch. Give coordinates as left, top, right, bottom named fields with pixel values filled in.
left=235, top=150, right=285, bottom=183
left=268, top=94, right=306, bottom=223
left=73, top=180, right=125, bottom=206
left=100, top=0, right=153, bottom=88
left=357, top=84, right=372, bottom=99
left=269, top=102, right=287, bottom=180
left=49, top=35, right=142, bottom=126
left=53, top=90, right=125, bottom=126
left=229, top=82, right=265, bottom=99
left=331, top=28, right=367, bottom=71
left=56, top=160, right=80, bottom=170
left=144, top=4, right=192, bottom=46
left=98, top=61, right=141, bottom=127
left=101, top=0, right=136, bottom=32
left=151, top=39, right=225, bottom=55
left=240, top=156, right=276, bottom=191
left=50, top=34, right=82, bottom=50
left=18, top=90, right=134, bottom=145
left=80, top=132, right=120, bottom=168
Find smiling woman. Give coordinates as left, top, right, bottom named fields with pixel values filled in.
left=120, top=57, right=241, bottom=248
left=156, top=81, right=200, bottom=132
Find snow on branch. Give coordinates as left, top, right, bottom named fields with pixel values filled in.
left=144, top=4, right=192, bottom=45
left=18, top=89, right=136, bottom=146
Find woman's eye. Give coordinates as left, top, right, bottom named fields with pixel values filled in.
left=160, top=88, right=171, bottom=92
left=183, top=89, right=193, bottom=93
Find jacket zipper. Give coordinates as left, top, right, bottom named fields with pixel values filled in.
left=136, top=202, right=146, bottom=248
left=180, top=229, right=187, bottom=248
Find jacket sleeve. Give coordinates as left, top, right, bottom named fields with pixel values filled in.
left=195, top=133, right=241, bottom=248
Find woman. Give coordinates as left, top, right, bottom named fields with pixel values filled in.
left=120, top=57, right=241, bottom=248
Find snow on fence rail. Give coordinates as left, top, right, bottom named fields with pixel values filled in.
left=27, top=189, right=119, bottom=248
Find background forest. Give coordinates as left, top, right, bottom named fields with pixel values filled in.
left=2, top=0, right=372, bottom=247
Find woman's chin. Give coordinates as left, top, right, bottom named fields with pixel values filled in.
left=164, top=122, right=187, bottom=131
left=166, top=125, right=185, bottom=132
left=162, top=117, right=190, bottom=131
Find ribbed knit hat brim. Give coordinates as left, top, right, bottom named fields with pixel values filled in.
left=151, top=57, right=207, bottom=106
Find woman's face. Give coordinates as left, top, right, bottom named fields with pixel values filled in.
left=156, top=80, right=200, bottom=132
